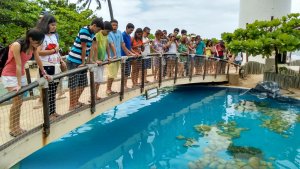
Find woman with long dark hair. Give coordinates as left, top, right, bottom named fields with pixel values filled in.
left=1, top=28, right=48, bottom=137
left=36, top=14, right=65, bottom=120
left=131, top=28, right=144, bottom=86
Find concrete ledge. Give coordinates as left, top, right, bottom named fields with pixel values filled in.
left=228, top=74, right=239, bottom=85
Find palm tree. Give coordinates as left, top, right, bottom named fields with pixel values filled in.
left=77, top=0, right=114, bottom=20
left=107, top=0, right=114, bottom=20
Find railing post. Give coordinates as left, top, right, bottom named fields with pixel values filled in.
left=215, top=59, right=218, bottom=79
left=120, top=57, right=125, bottom=101
left=89, top=65, right=96, bottom=114
left=203, top=57, right=207, bottom=80
left=25, top=63, right=33, bottom=96
left=185, top=54, right=189, bottom=77
left=174, top=53, right=179, bottom=84
left=227, top=62, right=230, bottom=79
left=189, top=54, right=194, bottom=82
left=141, top=58, right=145, bottom=93
left=40, top=78, right=50, bottom=137
left=158, top=54, right=162, bottom=87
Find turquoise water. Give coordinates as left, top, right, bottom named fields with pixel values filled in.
left=19, top=86, right=300, bottom=169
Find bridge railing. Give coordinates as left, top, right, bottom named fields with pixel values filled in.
left=0, top=53, right=238, bottom=151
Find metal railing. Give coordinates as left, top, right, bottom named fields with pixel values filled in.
left=0, top=53, right=238, bottom=151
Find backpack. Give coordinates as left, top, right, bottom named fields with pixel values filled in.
left=0, top=45, right=10, bottom=77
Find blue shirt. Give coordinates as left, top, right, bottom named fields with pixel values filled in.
left=196, top=41, right=206, bottom=55
left=108, top=30, right=124, bottom=58
left=121, top=31, right=132, bottom=56
left=67, top=26, right=95, bottom=64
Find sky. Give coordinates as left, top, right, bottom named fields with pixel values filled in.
left=72, top=0, right=300, bottom=39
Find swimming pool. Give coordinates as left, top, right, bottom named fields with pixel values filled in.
left=19, top=86, right=300, bottom=169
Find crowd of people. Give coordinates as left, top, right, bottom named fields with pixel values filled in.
left=1, top=13, right=242, bottom=137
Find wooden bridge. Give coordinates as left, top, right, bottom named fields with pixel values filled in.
left=0, top=54, right=238, bottom=168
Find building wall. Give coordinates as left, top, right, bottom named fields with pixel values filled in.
left=239, top=0, right=291, bottom=28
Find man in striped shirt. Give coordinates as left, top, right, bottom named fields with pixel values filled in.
left=67, top=18, right=104, bottom=111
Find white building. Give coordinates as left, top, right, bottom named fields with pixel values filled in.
left=239, top=0, right=293, bottom=65
left=239, top=0, right=291, bottom=28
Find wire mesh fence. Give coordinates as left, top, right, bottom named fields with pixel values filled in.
left=0, top=83, right=42, bottom=146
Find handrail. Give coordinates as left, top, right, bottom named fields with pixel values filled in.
left=1, top=53, right=240, bottom=101
left=0, top=81, right=39, bottom=104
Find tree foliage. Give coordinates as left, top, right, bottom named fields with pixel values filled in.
left=0, top=0, right=41, bottom=45
left=0, top=0, right=95, bottom=53
left=221, top=13, right=300, bottom=57
left=77, top=0, right=103, bottom=11
left=37, top=0, right=95, bottom=53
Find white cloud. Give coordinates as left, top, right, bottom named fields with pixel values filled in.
left=70, top=0, right=300, bottom=39
left=292, top=0, right=300, bottom=13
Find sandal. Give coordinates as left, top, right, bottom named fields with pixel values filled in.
left=78, top=102, right=87, bottom=107
left=9, top=129, right=27, bottom=137
left=56, top=95, right=66, bottom=100
left=106, top=91, right=117, bottom=96
left=68, top=102, right=86, bottom=111
left=88, top=97, right=102, bottom=103
left=52, top=112, right=61, bottom=118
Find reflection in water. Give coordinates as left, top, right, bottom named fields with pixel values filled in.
left=147, top=131, right=156, bottom=158
left=115, top=155, right=123, bottom=169
left=128, top=149, right=133, bottom=159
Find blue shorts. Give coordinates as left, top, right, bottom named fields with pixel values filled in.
left=125, top=58, right=131, bottom=77
left=144, top=58, right=151, bottom=69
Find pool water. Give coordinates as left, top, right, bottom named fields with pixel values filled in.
left=19, top=86, right=300, bottom=169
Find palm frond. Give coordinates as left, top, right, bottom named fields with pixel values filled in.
left=95, top=0, right=101, bottom=9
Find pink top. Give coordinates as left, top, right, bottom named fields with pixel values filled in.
left=2, top=47, right=33, bottom=76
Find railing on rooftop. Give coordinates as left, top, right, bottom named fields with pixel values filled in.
left=0, top=53, right=238, bottom=153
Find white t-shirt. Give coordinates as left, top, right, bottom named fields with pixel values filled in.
left=168, top=42, right=177, bottom=53
left=142, top=36, right=151, bottom=55
left=40, top=34, right=60, bottom=64
left=235, top=52, right=243, bottom=61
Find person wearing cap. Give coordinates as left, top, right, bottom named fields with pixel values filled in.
left=189, top=34, right=196, bottom=54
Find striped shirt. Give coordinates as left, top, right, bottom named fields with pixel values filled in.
left=67, top=26, right=95, bottom=64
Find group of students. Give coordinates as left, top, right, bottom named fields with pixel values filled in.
left=1, top=13, right=242, bottom=137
